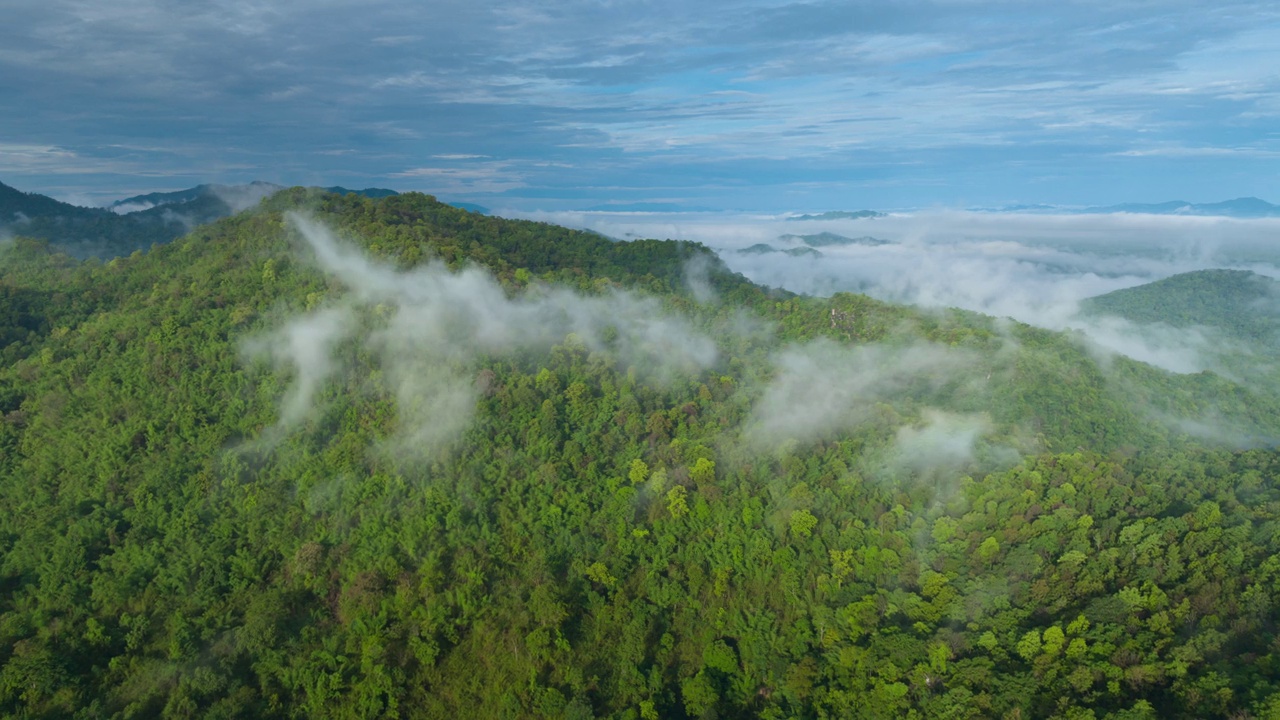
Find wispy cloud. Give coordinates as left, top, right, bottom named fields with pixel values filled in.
left=2, top=0, right=1277, bottom=208
left=390, top=161, right=526, bottom=193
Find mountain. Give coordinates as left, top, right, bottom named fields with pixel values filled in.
left=737, top=243, right=822, bottom=257
left=1082, top=197, right=1280, bottom=218
left=111, top=182, right=398, bottom=215
left=0, top=180, right=398, bottom=258
left=3, top=189, right=1280, bottom=718
left=778, top=232, right=891, bottom=248
left=324, top=186, right=399, bottom=199
left=446, top=200, right=489, bottom=214
left=108, top=180, right=281, bottom=214
left=1080, top=269, right=1280, bottom=344
left=1, top=179, right=185, bottom=257
left=0, top=179, right=98, bottom=221
left=787, top=209, right=885, bottom=221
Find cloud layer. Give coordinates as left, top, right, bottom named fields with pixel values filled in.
left=525, top=209, right=1280, bottom=373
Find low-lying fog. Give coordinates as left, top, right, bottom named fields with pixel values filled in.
left=515, top=209, right=1280, bottom=375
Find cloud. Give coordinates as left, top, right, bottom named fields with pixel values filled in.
left=526, top=208, right=1280, bottom=377
left=109, top=201, right=156, bottom=214
left=208, top=182, right=283, bottom=213
left=743, top=338, right=980, bottom=448
left=682, top=253, right=719, bottom=304
left=390, top=161, right=527, bottom=194
left=4, top=0, right=1278, bottom=208
left=0, top=143, right=78, bottom=171
left=889, top=409, right=993, bottom=476
left=1113, top=146, right=1280, bottom=159
left=249, top=214, right=719, bottom=456
left=245, top=307, right=357, bottom=426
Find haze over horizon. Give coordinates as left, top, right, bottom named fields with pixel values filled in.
left=3, top=0, right=1278, bottom=211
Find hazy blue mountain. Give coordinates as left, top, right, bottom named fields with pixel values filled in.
left=736, top=243, right=822, bottom=257
left=447, top=201, right=489, bottom=214
left=1083, top=197, right=1280, bottom=218
left=785, top=246, right=823, bottom=257
left=787, top=210, right=885, bottom=221
left=779, top=232, right=891, bottom=247
left=326, top=186, right=399, bottom=199
left=1, top=180, right=104, bottom=221
left=112, top=182, right=397, bottom=214
left=1, top=180, right=180, bottom=257
left=1, top=180, right=397, bottom=258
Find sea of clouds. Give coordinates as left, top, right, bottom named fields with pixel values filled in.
left=514, top=209, right=1280, bottom=374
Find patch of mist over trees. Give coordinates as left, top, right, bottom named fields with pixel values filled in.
left=2, top=189, right=1280, bottom=718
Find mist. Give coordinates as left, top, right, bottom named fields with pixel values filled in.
left=247, top=214, right=720, bottom=457
left=744, top=338, right=980, bottom=449
left=516, top=209, right=1280, bottom=375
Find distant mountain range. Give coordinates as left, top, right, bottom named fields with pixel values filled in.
left=110, top=182, right=399, bottom=215
left=1080, top=197, right=1280, bottom=218
left=786, top=210, right=885, bottom=221
left=975, top=197, right=1280, bottom=217
left=734, top=232, right=893, bottom=258
left=1, top=180, right=398, bottom=258
left=737, top=243, right=823, bottom=258
left=778, top=232, right=891, bottom=248
left=447, top=202, right=490, bottom=214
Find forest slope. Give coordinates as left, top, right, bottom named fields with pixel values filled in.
left=1081, top=269, right=1280, bottom=345
left=2, top=190, right=1280, bottom=719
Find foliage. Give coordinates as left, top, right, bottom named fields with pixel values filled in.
left=1081, top=269, right=1280, bottom=345
left=2, top=190, right=1280, bottom=718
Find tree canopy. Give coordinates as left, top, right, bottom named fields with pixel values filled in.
left=3, top=190, right=1280, bottom=719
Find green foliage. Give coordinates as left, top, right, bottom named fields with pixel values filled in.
left=1081, top=269, right=1280, bottom=344
left=789, top=509, right=818, bottom=539
left=1, top=189, right=1280, bottom=718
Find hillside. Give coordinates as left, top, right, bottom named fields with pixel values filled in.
left=1081, top=269, right=1280, bottom=345
left=1, top=180, right=193, bottom=257
left=1, top=181, right=399, bottom=259
left=3, top=190, right=1280, bottom=718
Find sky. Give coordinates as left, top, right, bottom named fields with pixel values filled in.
left=2, top=0, right=1279, bottom=210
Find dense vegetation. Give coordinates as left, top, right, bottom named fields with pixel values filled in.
left=1081, top=269, right=1280, bottom=345
left=0, top=180, right=188, bottom=258
left=3, top=190, right=1280, bottom=719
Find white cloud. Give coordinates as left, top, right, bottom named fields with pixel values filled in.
left=250, top=214, right=720, bottom=456
left=522, top=208, right=1280, bottom=376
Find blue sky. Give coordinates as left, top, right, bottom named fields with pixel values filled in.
left=2, top=0, right=1278, bottom=211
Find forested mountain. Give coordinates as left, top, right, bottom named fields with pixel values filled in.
left=3, top=190, right=1280, bottom=718
left=2, top=181, right=398, bottom=259
left=1, top=180, right=183, bottom=258
left=110, top=183, right=398, bottom=214
left=1081, top=269, right=1280, bottom=345
left=107, top=183, right=282, bottom=213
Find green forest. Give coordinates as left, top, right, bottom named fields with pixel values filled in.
left=3, top=189, right=1280, bottom=719
left=1081, top=269, right=1280, bottom=346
